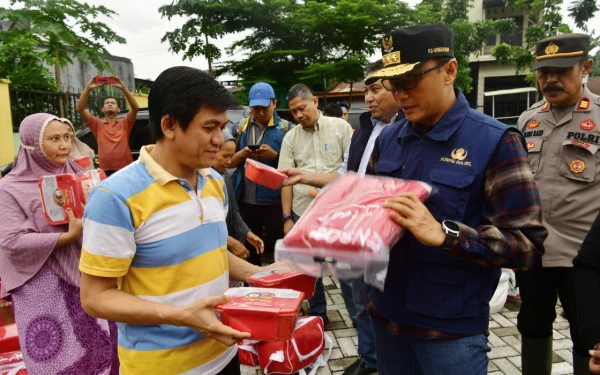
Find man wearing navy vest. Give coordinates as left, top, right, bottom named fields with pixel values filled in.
left=229, top=82, right=290, bottom=266
left=363, top=24, right=547, bottom=374
left=280, top=60, right=404, bottom=375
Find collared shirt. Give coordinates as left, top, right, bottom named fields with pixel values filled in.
left=85, top=114, right=135, bottom=171
left=242, top=119, right=272, bottom=205
left=278, top=114, right=352, bottom=216
left=367, top=101, right=546, bottom=338
left=79, top=146, right=235, bottom=375
left=518, top=85, right=600, bottom=267
left=338, top=115, right=398, bottom=177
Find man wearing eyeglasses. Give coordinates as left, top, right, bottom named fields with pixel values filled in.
left=362, top=24, right=547, bottom=374
left=515, top=33, right=598, bottom=375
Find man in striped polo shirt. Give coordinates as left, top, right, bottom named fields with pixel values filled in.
left=79, top=66, right=271, bottom=375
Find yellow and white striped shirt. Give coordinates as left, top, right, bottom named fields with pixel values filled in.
left=278, top=114, right=352, bottom=216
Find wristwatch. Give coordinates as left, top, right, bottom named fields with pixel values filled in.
left=282, top=215, right=293, bottom=223
left=440, top=220, right=460, bottom=250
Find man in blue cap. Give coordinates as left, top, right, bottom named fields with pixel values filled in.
left=363, top=24, right=547, bottom=374
left=229, top=82, right=291, bottom=266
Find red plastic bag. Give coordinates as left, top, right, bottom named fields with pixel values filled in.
left=0, top=351, right=25, bottom=375
left=257, top=316, right=332, bottom=375
left=283, top=173, right=431, bottom=255
left=245, top=159, right=287, bottom=190
left=237, top=340, right=260, bottom=367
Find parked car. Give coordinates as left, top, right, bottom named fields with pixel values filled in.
left=0, top=107, right=250, bottom=176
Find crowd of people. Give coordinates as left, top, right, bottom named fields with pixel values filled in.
left=0, top=23, right=599, bottom=375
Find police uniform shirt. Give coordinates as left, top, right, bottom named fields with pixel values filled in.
left=518, top=85, right=600, bottom=267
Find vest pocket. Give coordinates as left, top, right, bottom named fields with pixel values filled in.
left=375, top=158, right=404, bottom=176
left=428, top=169, right=477, bottom=221
left=406, top=265, right=478, bottom=318
left=558, top=142, right=597, bottom=182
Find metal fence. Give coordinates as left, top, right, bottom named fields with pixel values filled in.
left=9, top=88, right=126, bottom=132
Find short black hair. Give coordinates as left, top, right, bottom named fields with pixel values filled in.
left=149, top=66, right=238, bottom=140
left=338, top=101, right=349, bottom=110
left=365, top=60, right=384, bottom=76
left=579, top=54, right=590, bottom=66
left=286, top=84, right=313, bottom=103
left=323, top=102, right=343, bottom=118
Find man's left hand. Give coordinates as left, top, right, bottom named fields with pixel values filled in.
left=113, top=76, right=126, bottom=91
left=383, top=193, right=446, bottom=247
left=247, top=232, right=264, bottom=254
left=252, top=144, right=278, bottom=160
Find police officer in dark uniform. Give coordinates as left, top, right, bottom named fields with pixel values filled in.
left=363, top=24, right=548, bottom=375
left=517, top=33, right=598, bottom=375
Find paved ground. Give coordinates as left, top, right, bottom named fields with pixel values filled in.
left=240, top=276, right=575, bottom=375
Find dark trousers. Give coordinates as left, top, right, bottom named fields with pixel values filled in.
left=517, top=264, right=588, bottom=356
left=217, top=354, right=240, bottom=375
left=239, top=202, right=284, bottom=266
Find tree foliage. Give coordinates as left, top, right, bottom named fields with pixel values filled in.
left=0, top=0, right=126, bottom=89
left=492, top=0, right=599, bottom=83
left=160, top=0, right=518, bottom=94
left=0, top=28, right=56, bottom=90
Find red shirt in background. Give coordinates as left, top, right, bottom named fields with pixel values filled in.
left=85, top=114, right=135, bottom=171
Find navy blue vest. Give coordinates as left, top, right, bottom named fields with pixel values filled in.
left=233, top=112, right=287, bottom=204
left=370, top=90, right=508, bottom=334
left=347, top=111, right=405, bottom=173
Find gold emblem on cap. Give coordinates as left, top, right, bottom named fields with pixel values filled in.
left=382, top=36, right=393, bottom=53
left=544, top=42, right=559, bottom=55
left=451, top=148, right=468, bottom=161
left=382, top=51, right=401, bottom=67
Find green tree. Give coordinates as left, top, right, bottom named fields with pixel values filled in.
left=589, top=49, right=600, bottom=77
left=0, top=28, right=56, bottom=90
left=492, top=0, right=599, bottom=84
left=160, top=0, right=412, bottom=93
left=0, top=0, right=126, bottom=91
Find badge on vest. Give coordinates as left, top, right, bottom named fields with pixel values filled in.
left=527, top=142, right=535, bottom=150
left=570, top=159, right=586, bottom=174
left=527, top=120, right=540, bottom=129
left=581, top=119, right=596, bottom=131
left=441, top=148, right=471, bottom=166
left=577, top=97, right=590, bottom=111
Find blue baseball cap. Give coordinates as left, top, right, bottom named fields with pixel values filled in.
left=249, top=82, right=276, bottom=107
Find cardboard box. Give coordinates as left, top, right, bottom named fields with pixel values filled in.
left=38, top=174, right=84, bottom=226
left=247, top=270, right=317, bottom=299
left=214, top=288, right=304, bottom=341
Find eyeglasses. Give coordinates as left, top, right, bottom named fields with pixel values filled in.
left=382, top=59, right=452, bottom=92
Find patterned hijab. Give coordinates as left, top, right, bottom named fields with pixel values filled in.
left=0, top=113, right=85, bottom=296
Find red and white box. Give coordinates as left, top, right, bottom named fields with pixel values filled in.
left=38, top=174, right=84, bottom=225
left=247, top=270, right=317, bottom=300
left=257, top=316, right=332, bottom=375
left=0, top=351, right=26, bottom=375
left=0, top=325, right=19, bottom=354
left=237, top=339, right=260, bottom=367
left=214, top=288, right=304, bottom=341
left=245, top=159, right=287, bottom=190
left=76, top=169, right=107, bottom=203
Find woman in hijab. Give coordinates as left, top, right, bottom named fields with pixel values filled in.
left=0, top=113, right=118, bottom=375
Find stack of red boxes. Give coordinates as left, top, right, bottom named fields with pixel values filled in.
left=215, top=271, right=331, bottom=374
left=0, top=291, right=26, bottom=375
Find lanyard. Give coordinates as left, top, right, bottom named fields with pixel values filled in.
left=248, top=122, right=268, bottom=145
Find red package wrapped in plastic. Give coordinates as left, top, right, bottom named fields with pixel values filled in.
left=0, top=351, right=24, bottom=375
left=76, top=169, right=107, bottom=203
left=247, top=270, right=317, bottom=299
left=38, top=174, right=84, bottom=225
left=214, top=288, right=304, bottom=341
left=283, top=174, right=431, bottom=255
left=0, top=325, right=20, bottom=353
left=245, top=159, right=287, bottom=190
left=257, top=316, right=332, bottom=375
left=237, top=340, right=260, bottom=367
